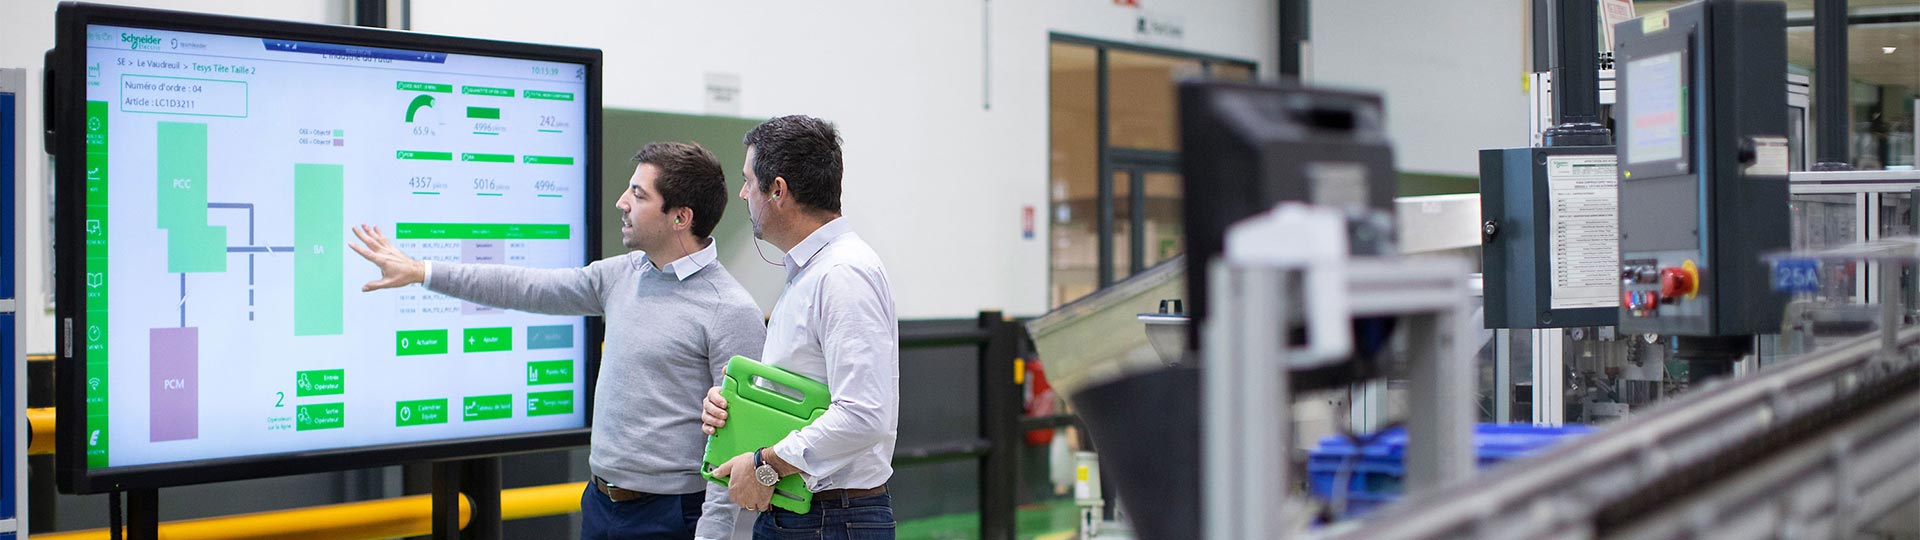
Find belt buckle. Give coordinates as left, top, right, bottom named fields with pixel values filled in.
left=595, top=477, right=625, bottom=503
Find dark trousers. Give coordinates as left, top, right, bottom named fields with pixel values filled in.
left=752, top=492, right=894, bottom=540
left=579, top=484, right=703, bottom=540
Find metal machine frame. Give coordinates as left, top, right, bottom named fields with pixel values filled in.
left=1791, top=170, right=1920, bottom=300
left=1204, top=237, right=1476, bottom=538
left=1506, top=171, right=1919, bottom=427
left=1321, top=315, right=1920, bottom=540
left=2, top=66, right=27, bottom=539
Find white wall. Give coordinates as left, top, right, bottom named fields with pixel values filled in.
left=410, top=0, right=1278, bottom=319
left=0, top=0, right=1277, bottom=355
left=1, top=0, right=350, bottom=354
left=1309, top=0, right=1530, bottom=176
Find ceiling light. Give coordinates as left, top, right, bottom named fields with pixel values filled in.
left=1884, top=46, right=1898, bottom=54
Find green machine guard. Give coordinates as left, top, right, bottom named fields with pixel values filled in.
left=701, top=356, right=831, bottom=514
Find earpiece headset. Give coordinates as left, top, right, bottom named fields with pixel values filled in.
left=750, top=189, right=787, bottom=267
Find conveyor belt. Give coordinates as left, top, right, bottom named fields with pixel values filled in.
left=1318, top=326, right=1920, bottom=540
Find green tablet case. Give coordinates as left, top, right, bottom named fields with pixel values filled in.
left=701, top=356, right=830, bottom=514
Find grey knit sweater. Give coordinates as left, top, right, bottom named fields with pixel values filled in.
left=428, top=251, right=766, bottom=538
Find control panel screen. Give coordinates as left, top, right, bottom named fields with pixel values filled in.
left=1626, top=51, right=1685, bottom=165
left=77, top=23, right=591, bottom=470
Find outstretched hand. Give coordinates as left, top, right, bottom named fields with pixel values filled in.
left=348, top=224, right=426, bottom=292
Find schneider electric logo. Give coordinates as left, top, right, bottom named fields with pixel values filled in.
left=121, top=33, right=162, bottom=51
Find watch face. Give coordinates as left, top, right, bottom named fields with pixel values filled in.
left=756, top=465, right=780, bottom=487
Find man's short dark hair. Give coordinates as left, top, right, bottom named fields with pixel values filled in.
left=743, top=115, right=843, bottom=215
left=632, top=142, right=728, bottom=238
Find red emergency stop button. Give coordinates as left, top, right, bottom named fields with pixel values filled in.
left=1660, top=262, right=1700, bottom=299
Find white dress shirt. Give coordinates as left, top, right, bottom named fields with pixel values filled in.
left=639, top=237, right=720, bottom=281
left=766, top=217, right=900, bottom=492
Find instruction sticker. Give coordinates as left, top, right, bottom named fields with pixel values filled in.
left=1546, top=155, right=1620, bottom=309
left=1748, top=136, right=1790, bottom=177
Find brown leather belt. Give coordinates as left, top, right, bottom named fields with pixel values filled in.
left=591, top=475, right=657, bottom=503
left=809, top=484, right=888, bottom=507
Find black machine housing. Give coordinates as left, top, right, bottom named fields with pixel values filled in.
left=1068, top=81, right=1397, bottom=540
left=1612, top=0, right=1789, bottom=338
left=1179, top=80, right=1398, bottom=347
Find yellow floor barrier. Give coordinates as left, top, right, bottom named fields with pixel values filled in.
left=27, top=409, right=587, bottom=538
left=36, top=482, right=587, bottom=540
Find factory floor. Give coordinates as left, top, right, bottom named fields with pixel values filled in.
left=897, top=497, right=1083, bottom=540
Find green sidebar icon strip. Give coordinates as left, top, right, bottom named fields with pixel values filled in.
left=405, top=95, right=435, bottom=123
left=157, top=122, right=226, bottom=273
left=294, top=163, right=344, bottom=336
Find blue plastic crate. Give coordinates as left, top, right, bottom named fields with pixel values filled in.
left=1307, top=423, right=1594, bottom=516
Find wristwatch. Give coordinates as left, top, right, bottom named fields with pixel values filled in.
left=754, top=448, right=779, bottom=487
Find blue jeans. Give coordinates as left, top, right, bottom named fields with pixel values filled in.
left=752, top=493, right=895, bottom=540
left=579, top=484, right=703, bottom=540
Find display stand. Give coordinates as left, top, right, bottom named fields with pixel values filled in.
left=104, top=456, right=502, bottom=540
left=433, top=456, right=501, bottom=540
left=120, top=489, right=155, bottom=540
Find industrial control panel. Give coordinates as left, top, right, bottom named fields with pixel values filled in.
left=1481, top=146, right=1619, bottom=329
left=1613, top=0, right=1790, bottom=337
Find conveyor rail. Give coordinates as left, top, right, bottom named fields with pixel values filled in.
left=1319, top=325, right=1920, bottom=540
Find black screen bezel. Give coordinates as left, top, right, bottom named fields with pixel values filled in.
left=52, top=1, right=604, bottom=494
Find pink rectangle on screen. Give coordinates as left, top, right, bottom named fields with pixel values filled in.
left=150, top=327, right=199, bottom=442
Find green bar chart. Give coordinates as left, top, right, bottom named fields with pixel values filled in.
left=294, top=164, right=344, bottom=336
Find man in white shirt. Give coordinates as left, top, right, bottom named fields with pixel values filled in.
left=704, top=115, right=900, bottom=539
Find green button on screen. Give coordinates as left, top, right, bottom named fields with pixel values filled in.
left=463, top=394, right=513, bottom=421
left=396, top=329, right=449, bottom=356
left=463, top=327, right=513, bottom=353
left=396, top=399, right=449, bottom=426
left=526, top=391, right=574, bottom=417
left=526, top=360, right=573, bottom=385
left=296, top=369, right=345, bottom=397
left=297, top=403, right=346, bottom=431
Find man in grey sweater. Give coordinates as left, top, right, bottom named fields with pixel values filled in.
left=350, top=142, right=766, bottom=540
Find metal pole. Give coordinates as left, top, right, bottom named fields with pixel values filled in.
left=1495, top=329, right=1512, bottom=423
left=125, top=488, right=158, bottom=540
left=977, top=311, right=1017, bottom=540
left=1203, top=263, right=1290, bottom=540
left=1096, top=49, right=1114, bottom=288
left=1405, top=295, right=1476, bottom=493
left=1532, top=328, right=1564, bottom=426
left=1129, top=170, right=1146, bottom=276
left=1813, top=0, right=1852, bottom=171
left=460, top=457, right=502, bottom=540
left=432, top=461, right=462, bottom=540
left=1279, top=0, right=1308, bottom=78
left=1544, top=0, right=1612, bottom=146
left=353, top=0, right=388, bottom=28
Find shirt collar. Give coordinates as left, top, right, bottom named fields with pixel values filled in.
left=783, top=217, right=853, bottom=271
left=644, top=238, right=719, bottom=281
